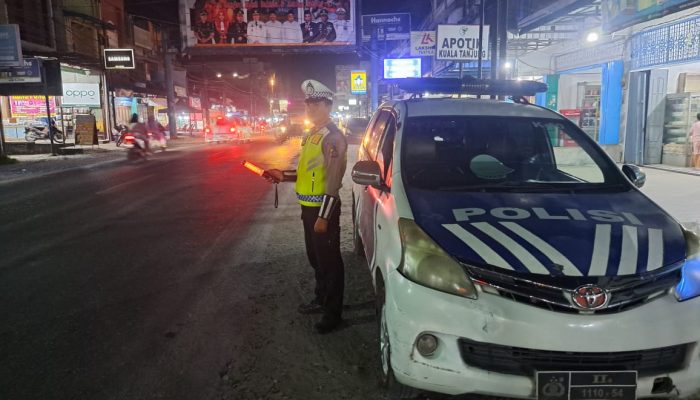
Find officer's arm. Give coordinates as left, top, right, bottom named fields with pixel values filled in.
left=318, top=131, right=348, bottom=220
left=267, top=169, right=297, bottom=182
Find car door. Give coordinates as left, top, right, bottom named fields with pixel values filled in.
left=372, top=110, right=398, bottom=279
left=356, top=109, right=391, bottom=268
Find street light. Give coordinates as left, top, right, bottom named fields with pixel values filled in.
left=216, top=72, right=222, bottom=78
left=586, top=31, right=600, bottom=43
left=232, top=72, right=238, bottom=78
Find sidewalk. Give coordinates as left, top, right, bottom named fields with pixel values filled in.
left=0, top=135, right=206, bottom=185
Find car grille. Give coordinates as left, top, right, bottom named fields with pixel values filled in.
left=463, top=262, right=683, bottom=314
left=458, top=338, right=690, bottom=377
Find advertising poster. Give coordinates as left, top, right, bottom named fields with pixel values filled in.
left=10, top=96, right=56, bottom=117
left=182, top=0, right=356, bottom=48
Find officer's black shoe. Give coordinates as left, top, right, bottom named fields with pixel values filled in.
left=297, top=299, right=323, bottom=314
left=314, top=317, right=343, bottom=334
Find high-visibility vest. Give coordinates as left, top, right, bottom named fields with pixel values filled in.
left=295, top=127, right=329, bottom=206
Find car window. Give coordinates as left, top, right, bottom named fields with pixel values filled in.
left=363, top=110, right=391, bottom=160
left=376, top=115, right=396, bottom=187
left=401, top=116, right=627, bottom=192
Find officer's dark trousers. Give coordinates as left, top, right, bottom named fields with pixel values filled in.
left=301, top=204, right=344, bottom=321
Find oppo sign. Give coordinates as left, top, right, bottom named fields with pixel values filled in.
left=62, top=83, right=101, bottom=106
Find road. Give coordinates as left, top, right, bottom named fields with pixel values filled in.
left=1, top=139, right=699, bottom=400
left=0, top=139, right=383, bottom=400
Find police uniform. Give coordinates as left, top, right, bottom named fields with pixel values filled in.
left=301, top=12, right=319, bottom=43
left=334, top=8, right=352, bottom=43
left=247, top=9, right=266, bottom=43
left=194, top=11, right=216, bottom=44
left=316, top=10, right=336, bottom=42
left=227, top=9, right=248, bottom=44
left=279, top=80, right=347, bottom=333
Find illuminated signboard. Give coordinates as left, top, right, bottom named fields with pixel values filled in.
left=182, top=0, right=356, bottom=53
left=350, top=70, right=366, bottom=94
left=104, top=49, right=135, bottom=69
left=383, top=58, right=421, bottom=79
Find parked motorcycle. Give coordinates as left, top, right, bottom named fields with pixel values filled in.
left=114, top=124, right=129, bottom=147
left=25, top=123, right=64, bottom=143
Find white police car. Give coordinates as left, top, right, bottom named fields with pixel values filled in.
left=350, top=78, right=700, bottom=399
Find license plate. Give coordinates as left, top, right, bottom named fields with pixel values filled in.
left=536, top=371, right=637, bottom=400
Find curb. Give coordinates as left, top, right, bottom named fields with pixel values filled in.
left=0, top=142, right=207, bottom=186
left=642, top=164, right=700, bottom=177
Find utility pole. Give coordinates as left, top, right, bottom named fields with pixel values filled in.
left=0, top=106, right=7, bottom=159
left=40, top=59, right=57, bottom=156
left=370, top=27, right=380, bottom=111
left=201, top=64, right=210, bottom=128
left=163, top=28, right=177, bottom=139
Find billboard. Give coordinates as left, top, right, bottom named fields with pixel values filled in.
left=383, top=58, right=421, bottom=79
left=436, top=25, right=490, bottom=61
left=182, top=0, right=356, bottom=50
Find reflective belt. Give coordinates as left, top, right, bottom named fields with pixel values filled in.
left=296, top=193, right=324, bottom=203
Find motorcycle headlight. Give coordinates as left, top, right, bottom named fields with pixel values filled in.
left=674, top=228, right=700, bottom=302
left=398, top=218, right=477, bottom=299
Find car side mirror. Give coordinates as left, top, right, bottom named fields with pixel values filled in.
left=622, top=164, right=646, bottom=188
left=352, top=160, right=384, bottom=189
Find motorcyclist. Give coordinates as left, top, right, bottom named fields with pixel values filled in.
left=128, top=113, right=150, bottom=153
left=146, top=115, right=167, bottom=150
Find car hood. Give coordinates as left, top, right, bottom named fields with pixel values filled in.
left=405, top=188, right=686, bottom=277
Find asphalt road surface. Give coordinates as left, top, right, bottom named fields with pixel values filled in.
left=0, top=139, right=385, bottom=400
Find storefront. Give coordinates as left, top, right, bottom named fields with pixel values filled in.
left=0, top=64, right=107, bottom=142
left=624, top=13, right=700, bottom=167
left=542, top=40, right=625, bottom=160
left=59, top=65, right=105, bottom=140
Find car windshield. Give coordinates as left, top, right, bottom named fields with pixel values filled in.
left=401, top=116, right=628, bottom=192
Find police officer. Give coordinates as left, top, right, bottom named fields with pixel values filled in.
left=333, top=7, right=352, bottom=43
left=300, top=10, right=318, bottom=43
left=267, top=80, right=347, bottom=334
left=227, top=9, right=248, bottom=44
left=316, top=9, right=336, bottom=42
left=247, top=9, right=266, bottom=43
left=193, top=10, right=216, bottom=44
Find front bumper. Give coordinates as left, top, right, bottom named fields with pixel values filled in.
left=386, top=270, right=700, bottom=398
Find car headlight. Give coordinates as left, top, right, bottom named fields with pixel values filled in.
left=398, top=218, right=477, bottom=299
left=674, top=227, right=700, bottom=302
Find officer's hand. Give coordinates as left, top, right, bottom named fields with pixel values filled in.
left=266, top=169, right=283, bottom=183
left=314, top=217, right=328, bottom=234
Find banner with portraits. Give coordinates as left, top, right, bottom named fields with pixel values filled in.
left=182, top=0, right=356, bottom=48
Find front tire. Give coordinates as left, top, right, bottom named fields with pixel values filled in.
left=376, top=277, right=421, bottom=400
